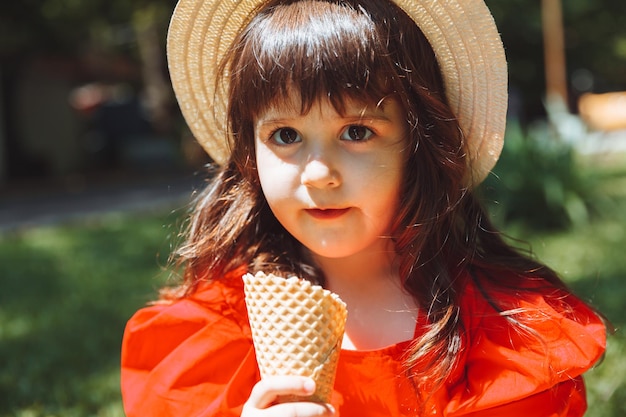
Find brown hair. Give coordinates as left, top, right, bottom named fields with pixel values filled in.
left=167, top=0, right=581, bottom=393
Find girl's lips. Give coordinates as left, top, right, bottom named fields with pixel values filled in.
left=305, top=208, right=350, bottom=220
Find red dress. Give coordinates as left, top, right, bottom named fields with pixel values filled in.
left=121, top=266, right=605, bottom=416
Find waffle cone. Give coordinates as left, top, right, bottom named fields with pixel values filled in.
left=243, top=272, right=347, bottom=403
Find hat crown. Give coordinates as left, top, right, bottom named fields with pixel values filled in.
left=167, top=0, right=507, bottom=185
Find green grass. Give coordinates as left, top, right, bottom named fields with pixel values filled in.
left=0, top=211, right=182, bottom=417
left=0, top=175, right=624, bottom=416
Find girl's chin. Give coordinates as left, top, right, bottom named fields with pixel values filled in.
left=301, top=242, right=352, bottom=259
left=303, top=240, right=371, bottom=260
left=301, top=234, right=396, bottom=262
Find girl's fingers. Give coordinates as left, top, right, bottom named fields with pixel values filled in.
left=269, top=401, right=335, bottom=416
left=246, top=376, right=316, bottom=409
left=243, top=376, right=335, bottom=416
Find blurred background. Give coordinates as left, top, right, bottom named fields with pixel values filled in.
left=0, top=0, right=625, bottom=416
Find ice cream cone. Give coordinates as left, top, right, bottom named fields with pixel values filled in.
left=242, top=271, right=347, bottom=403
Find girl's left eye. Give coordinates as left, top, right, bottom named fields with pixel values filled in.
left=341, top=125, right=374, bottom=141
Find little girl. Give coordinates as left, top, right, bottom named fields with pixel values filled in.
left=121, top=0, right=606, bottom=415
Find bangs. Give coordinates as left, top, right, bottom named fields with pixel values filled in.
left=227, top=0, right=400, bottom=118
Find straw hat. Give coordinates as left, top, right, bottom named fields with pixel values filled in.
left=167, top=0, right=508, bottom=185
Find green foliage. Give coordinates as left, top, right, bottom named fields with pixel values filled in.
left=480, top=121, right=611, bottom=230
left=0, top=212, right=179, bottom=416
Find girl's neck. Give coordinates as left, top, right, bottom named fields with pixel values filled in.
left=310, top=239, right=398, bottom=290
left=308, top=241, right=420, bottom=350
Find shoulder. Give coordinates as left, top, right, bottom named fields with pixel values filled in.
left=449, top=267, right=606, bottom=410
left=122, top=266, right=251, bottom=368
left=121, top=266, right=257, bottom=416
left=459, top=267, right=606, bottom=348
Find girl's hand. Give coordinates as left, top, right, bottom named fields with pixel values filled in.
left=242, top=376, right=336, bottom=417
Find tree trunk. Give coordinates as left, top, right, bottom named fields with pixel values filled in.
left=542, top=0, right=568, bottom=107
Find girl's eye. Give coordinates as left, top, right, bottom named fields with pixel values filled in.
left=341, top=125, right=374, bottom=141
left=270, top=128, right=301, bottom=145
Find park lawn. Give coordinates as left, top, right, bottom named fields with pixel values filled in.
left=0, top=210, right=181, bottom=417
left=0, top=191, right=624, bottom=416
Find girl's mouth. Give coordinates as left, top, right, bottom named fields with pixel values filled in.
left=305, top=208, right=350, bottom=220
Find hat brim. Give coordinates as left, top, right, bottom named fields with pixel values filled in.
left=167, top=0, right=507, bottom=185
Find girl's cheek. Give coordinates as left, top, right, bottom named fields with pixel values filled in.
left=258, top=161, right=299, bottom=198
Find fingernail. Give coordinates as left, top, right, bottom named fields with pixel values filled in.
left=303, top=378, right=316, bottom=393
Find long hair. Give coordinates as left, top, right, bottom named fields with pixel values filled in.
left=166, top=0, right=585, bottom=392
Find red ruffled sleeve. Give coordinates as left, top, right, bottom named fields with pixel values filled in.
left=445, top=274, right=606, bottom=416
left=120, top=266, right=606, bottom=416
left=121, top=267, right=259, bottom=417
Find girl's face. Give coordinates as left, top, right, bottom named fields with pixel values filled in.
left=254, top=95, right=408, bottom=260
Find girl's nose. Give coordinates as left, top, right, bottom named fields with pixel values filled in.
left=301, top=159, right=341, bottom=189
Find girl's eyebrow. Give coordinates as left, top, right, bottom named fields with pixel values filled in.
left=254, top=107, right=298, bottom=126
left=337, top=100, right=395, bottom=123
left=343, top=109, right=392, bottom=123
left=256, top=105, right=393, bottom=126
left=255, top=117, right=292, bottom=131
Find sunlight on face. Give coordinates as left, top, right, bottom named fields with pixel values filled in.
left=254, top=95, right=408, bottom=260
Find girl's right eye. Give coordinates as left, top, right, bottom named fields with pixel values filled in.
left=270, top=128, right=301, bottom=145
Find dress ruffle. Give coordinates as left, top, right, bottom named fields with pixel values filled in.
left=121, top=267, right=605, bottom=417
